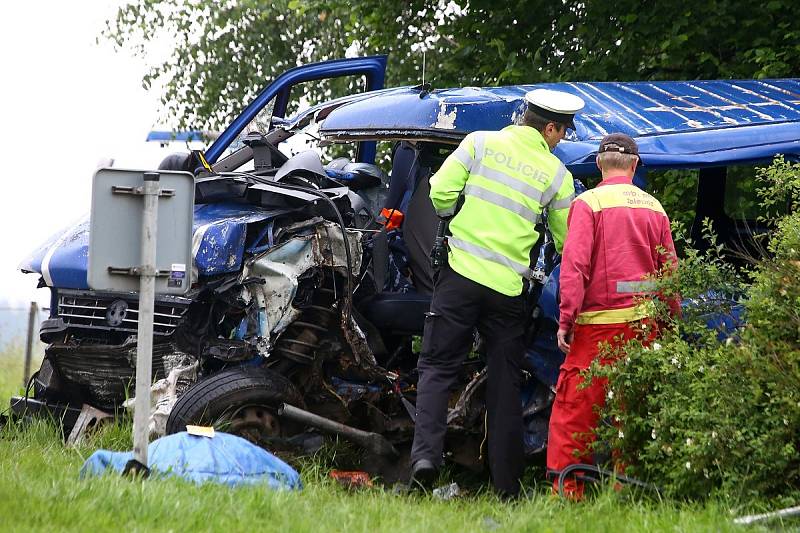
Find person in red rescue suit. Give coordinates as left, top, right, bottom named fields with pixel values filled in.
left=546, top=133, right=679, bottom=499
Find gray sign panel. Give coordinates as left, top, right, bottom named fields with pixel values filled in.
left=88, top=168, right=195, bottom=294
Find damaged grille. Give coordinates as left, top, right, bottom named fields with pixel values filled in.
left=58, top=289, right=190, bottom=336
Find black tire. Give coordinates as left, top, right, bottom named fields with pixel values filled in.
left=166, top=366, right=304, bottom=443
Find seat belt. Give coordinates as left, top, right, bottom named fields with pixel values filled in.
left=372, top=227, right=389, bottom=292
left=372, top=143, right=423, bottom=293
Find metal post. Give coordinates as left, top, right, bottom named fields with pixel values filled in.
left=132, top=172, right=160, bottom=467
left=22, top=301, right=38, bottom=387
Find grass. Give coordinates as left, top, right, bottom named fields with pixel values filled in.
left=1, top=349, right=796, bottom=532
left=0, top=342, right=38, bottom=402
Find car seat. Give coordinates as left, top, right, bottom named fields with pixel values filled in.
left=360, top=142, right=439, bottom=335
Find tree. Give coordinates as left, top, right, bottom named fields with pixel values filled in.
left=106, top=0, right=800, bottom=129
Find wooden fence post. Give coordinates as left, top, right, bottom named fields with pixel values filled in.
left=22, top=301, right=38, bottom=388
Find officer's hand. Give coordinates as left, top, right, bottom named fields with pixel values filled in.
left=557, top=328, right=573, bottom=354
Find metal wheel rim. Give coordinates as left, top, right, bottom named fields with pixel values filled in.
left=226, top=404, right=282, bottom=443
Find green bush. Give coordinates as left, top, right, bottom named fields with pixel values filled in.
left=591, top=158, right=800, bottom=501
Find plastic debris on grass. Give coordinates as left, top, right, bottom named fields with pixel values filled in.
left=329, top=470, right=373, bottom=489
left=432, top=482, right=461, bottom=500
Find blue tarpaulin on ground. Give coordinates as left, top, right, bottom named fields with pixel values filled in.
left=80, top=431, right=302, bottom=489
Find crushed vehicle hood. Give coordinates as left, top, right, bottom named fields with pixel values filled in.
left=20, top=203, right=289, bottom=290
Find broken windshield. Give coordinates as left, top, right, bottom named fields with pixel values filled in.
left=225, top=97, right=277, bottom=155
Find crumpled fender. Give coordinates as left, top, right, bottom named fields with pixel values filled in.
left=19, top=202, right=287, bottom=289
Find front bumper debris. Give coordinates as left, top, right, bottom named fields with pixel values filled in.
left=9, top=396, right=83, bottom=433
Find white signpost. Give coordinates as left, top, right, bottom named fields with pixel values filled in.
left=88, top=168, right=194, bottom=472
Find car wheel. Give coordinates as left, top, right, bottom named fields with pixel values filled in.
left=165, top=366, right=304, bottom=447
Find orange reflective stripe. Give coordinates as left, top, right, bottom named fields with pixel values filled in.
left=575, top=302, right=655, bottom=324
left=578, top=184, right=666, bottom=214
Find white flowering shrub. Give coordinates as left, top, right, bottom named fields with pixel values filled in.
left=589, top=159, right=800, bottom=501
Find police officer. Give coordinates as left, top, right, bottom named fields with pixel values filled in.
left=410, top=89, right=585, bottom=497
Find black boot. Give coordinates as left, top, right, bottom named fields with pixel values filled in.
left=410, top=458, right=437, bottom=488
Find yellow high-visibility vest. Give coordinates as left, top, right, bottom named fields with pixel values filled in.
left=429, top=125, right=575, bottom=296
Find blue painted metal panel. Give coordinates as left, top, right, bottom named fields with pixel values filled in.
left=319, top=79, right=800, bottom=138
left=205, top=55, right=387, bottom=163
left=19, top=221, right=84, bottom=279
left=20, top=203, right=288, bottom=289
left=192, top=203, right=290, bottom=276
left=317, top=79, right=800, bottom=175
left=21, top=217, right=93, bottom=290
left=320, top=86, right=523, bottom=137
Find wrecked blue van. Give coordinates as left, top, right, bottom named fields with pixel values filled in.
left=15, top=56, right=800, bottom=479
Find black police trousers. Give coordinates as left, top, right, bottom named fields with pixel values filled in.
left=411, top=264, right=525, bottom=496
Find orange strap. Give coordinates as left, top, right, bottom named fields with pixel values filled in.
left=379, top=208, right=404, bottom=230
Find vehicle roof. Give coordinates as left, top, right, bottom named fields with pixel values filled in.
left=308, top=79, right=800, bottom=176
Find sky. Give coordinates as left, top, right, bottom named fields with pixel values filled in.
left=0, top=1, right=182, bottom=309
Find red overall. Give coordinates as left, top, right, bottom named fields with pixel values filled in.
left=547, top=320, right=658, bottom=498
left=547, top=175, right=677, bottom=498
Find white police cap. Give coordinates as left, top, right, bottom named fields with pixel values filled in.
left=524, top=89, right=586, bottom=130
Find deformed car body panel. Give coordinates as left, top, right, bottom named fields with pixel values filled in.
left=242, top=222, right=363, bottom=341
left=20, top=203, right=293, bottom=289
left=192, top=203, right=294, bottom=276
left=27, top=218, right=365, bottom=416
